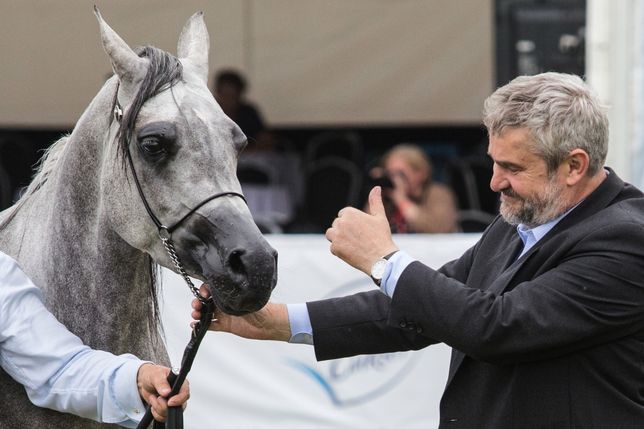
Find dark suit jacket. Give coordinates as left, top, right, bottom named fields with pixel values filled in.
left=308, top=170, right=644, bottom=428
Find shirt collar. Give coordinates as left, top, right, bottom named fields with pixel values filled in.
left=516, top=205, right=574, bottom=246
left=515, top=168, right=609, bottom=249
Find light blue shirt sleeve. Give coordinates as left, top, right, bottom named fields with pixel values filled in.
left=286, top=251, right=417, bottom=343
left=380, top=251, right=415, bottom=298
left=0, top=252, right=148, bottom=427
left=286, top=303, right=313, bottom=345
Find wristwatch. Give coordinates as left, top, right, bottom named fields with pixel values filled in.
left=370, top=251, right=397, bottom=286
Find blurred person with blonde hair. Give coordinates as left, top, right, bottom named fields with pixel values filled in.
left=369, top=144, right=458, bottom=233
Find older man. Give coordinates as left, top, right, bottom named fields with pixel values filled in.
left=194, top=72, right=644, bottom=428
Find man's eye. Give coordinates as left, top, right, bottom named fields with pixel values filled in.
left=139, top=136, right=165, bottom=155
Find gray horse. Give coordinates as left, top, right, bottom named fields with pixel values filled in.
left=0, top=9, right=277, bottom=428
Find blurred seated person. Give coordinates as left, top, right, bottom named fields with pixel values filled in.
left=369, top=144, right=458, bottom=233
left=211, top=68, right=274, bottom=151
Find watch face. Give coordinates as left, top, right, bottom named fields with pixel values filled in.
left=371, top=258, right=387, bottom=280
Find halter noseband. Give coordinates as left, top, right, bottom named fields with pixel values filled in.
left=124, top=143, right=245, bottom=236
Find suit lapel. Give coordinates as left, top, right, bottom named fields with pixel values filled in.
left=445, top=236, right=524, bottom=385
left=445, top=169, right=627, bottom=389
left=488, top=169, right=624, bottom=297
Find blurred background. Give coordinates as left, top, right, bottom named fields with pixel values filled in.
left=3, top=1, right=644, bottom=427
left=0, top=0, right=641, bottom=235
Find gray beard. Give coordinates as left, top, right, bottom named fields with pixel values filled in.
left=500, top=179, right=568, bottom=228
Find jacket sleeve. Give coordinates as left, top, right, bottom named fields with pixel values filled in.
left=308, top=290, right=436, bottom=361
left=307, top=236, right=483, bottom=361
left=388, top=220, right=644, bottom=364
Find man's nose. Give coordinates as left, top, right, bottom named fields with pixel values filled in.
left=489, top=166, right=506, bottom=192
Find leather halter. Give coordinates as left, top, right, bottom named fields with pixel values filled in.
left=114, top=91, right=246, bottom=301
left=124, top=143, right=246, bottom=236
left=111, top=84, right=246, bottom=242
left=110, top=90, right=242, bottom=428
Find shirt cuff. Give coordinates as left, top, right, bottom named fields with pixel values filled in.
left=109, top=358, right=149, bottom=425
left=380, top=251, right=416, bottom=298
left=286, top=303, right=313, bottom=345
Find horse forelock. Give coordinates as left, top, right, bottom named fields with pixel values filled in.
left=116, top=46, right=183, bottom=166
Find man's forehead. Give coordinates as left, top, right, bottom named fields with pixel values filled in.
left=488, top=128, right=532, bottom=152
left=487, top=128, right=544, bottom=164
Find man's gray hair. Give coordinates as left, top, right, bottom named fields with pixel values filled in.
left=483, top=72, right=608, bottom=176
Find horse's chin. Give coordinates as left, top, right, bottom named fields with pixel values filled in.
left=206, top=283, right=272, bottom=316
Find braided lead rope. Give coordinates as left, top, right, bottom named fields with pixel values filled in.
left=137, top=297, right=215, bottom=429
left=136, top=230, right=215, bottom=429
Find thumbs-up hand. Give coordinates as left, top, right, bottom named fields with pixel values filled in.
left=325, top=186, right=398, bottom=275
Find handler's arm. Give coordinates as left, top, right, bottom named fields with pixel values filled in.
left=0, top=255, right=186, bottom=427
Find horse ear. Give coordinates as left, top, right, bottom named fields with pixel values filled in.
left=93, top=6, right=146, bottom=86
left=177, top=11, right=210, bottom=84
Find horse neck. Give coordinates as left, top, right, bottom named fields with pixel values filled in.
left=1, top=81, right=167, bottom=361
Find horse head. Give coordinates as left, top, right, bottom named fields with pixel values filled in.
left=94, top=8, right=277, bottom=315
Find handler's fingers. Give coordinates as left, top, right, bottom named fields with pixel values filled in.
left=367, top=186, right=387, bottom=217
left=191, top=298, right=203, bottom=311
left=148, top=394, right=168, bottom=422
left=191, top=308, right=221, bottom=330
left=167, top=379, right=190, bottom=408
left=191, top=285, right=212, bottom=321
left=198, top=284, right=210, bottom=298
left=191, top=298, right=203, bottom=322
left=150, top=368, right=172, bottom=399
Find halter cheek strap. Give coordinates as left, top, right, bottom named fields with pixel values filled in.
left=124, top=144, right=246, bottom=235
left=113, top=84, right=246, bottom=239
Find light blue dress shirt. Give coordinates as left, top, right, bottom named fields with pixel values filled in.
left=0, top=251, right=148, bottom=427
left=287, top=212, right=572, bottom=345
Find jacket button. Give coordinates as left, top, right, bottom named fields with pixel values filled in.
left=399, top=321, right=407, bottom=328
left=416, top=326, right=423, bottom=333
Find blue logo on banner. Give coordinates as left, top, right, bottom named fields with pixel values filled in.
left=285, top=278, right=419, bottom=407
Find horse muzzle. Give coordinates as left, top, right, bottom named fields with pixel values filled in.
left=171, top=213, right=278, bottom=315
left=204, top=243, right=278, bottom=315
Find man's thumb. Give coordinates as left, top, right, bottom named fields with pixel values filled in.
left=368, top=186, right=387, bottom=217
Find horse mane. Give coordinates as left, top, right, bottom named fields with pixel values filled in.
left=0, top=135, right=70, bottom=230
left=117, top=45, right=183, bottom=334
left=0, top=45, right=184, bottom=336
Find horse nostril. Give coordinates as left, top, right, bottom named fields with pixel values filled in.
left=227, top=248, right=247, bottom=276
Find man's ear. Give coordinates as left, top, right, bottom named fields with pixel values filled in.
left=565, top=149, right=590, bottom=185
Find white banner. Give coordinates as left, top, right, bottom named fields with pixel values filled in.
left=161, top=234, right=480, bottom=428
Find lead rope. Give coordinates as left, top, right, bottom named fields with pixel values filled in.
left=136, top=235, right=215, bottom=429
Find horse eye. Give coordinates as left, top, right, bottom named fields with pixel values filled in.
left=139, top=136, right=165, bottom=156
